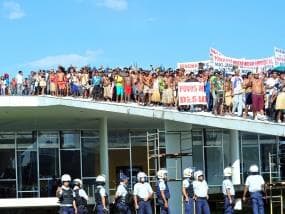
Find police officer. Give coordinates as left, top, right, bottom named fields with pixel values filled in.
left=94, top=174, right=109, bottom=214
left=182, top=168, right=194, bottom=214
left=193, top=170, right=211, bottom=214
left=115, top=174, right=131, bottom=214
left=222, top=167, right=235, bottom=214
left=133, top=172, right=153, bottom=214
left=73, top=178, right=89, bottom=214
left=56, top=174, right=77, bottom=214
left=156, top=169, right=170, bottom=214
left=242, top=165, right=265, bottom=214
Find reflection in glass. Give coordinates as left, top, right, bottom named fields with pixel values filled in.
left=38, top=132, right=59, bottom=148
left=17, top=150, right=38, bottom=191
left=0, top=181, right=16, bottom=198
left=260, top=144, right=277, bottom=172
left=61, top=150, right=81, bottom=178
left=39, top=148, right=59, bottom=178
left=40, top=178, right=60, bottom=197
left=241, top=132, right=258, bottom=145
left=192, top=130, right=204, bottom=171
left=205, top=129, right=222, bottom=146
left=82, top=138, right=99, bottom=177
left=60, top=131, right=80, bottom=149
left=242, top=146, right=259, bottom=177
left=18, top=192, right=38, bottom=198
left=0, top=150, right=16, bottom=179
left=16, top=132, right=37, bottom=150
left=205, top=147, right=223, bottom=185
left=223, top=130, right=231, bottom=167
left=0, top=133, right=15, bottom=148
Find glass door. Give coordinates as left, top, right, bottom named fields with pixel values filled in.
left=16, top=132, right=39, bottom=198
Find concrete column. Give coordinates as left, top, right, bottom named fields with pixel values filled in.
left=99, top=117, right=109, bottom=191
left=230, top=130, right=241, bottom=185
left=164, top=120, right=192, bottom=214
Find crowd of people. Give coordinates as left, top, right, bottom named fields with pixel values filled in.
left=57, top=164, right=265, bottom=214
left=1, top=64, right=285, bottom=123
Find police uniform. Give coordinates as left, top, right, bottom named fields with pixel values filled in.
left=245, top=175, right=265, bottom=214
left=133, top=182, right=153, bottom=214
left=116, top=182, right=131, bottom=214
left=193, top=180, right=211, bottom=214
left=222, top=178, right=235, bottom=214
left=95, top=185, right=108, bottom=214
left=58, top=186, right=75, bottom=214
left=183, top=178, right=194, bottom=214
left=73, top=186, right=88, bottom=214
left=156, top=179, right=170, bottom=214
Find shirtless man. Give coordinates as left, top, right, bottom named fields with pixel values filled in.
left=131, top=71, right=138, bottom=102
left=251, top=69, right=265, bottom=120
left=243, top=72, right=253, bottom=118
left=143, top=72, right=153, bottom=105
left=124, top=71, right=132, bottom=103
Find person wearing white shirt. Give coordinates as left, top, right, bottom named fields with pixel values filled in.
left=243, top=165, right=265, bottom=214
left=222, top=167, right=235, bottom=214
left=115, top=174, right=131, bottom=214
left=231, top=69, right=244, bottom=117
left=73, top=178, right=88, bottom=214
left=133, top=172, right=153, bottom=214
left=193, top=170, right=210, bottom=214
left=16, top=71, right=23, bottom=95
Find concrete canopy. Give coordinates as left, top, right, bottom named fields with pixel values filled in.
left=0, top=96, right=284, bottom=136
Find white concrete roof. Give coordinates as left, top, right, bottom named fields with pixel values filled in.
left=0, top=96, right=284, bottom=136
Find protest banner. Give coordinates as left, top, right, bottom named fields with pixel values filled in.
left=177, top=60, right=211, bottom=73
left=274, top=47, right=285, bottom=65
left=210, top=48, right=275, bottom=71
left=178, top=82, right=207, bottom=106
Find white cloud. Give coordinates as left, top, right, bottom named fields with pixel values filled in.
left=97, top=0, right=128, bottom=11
left=25, top=50, right=103, bottom=69
left=2, top=1, right=25, bottom=20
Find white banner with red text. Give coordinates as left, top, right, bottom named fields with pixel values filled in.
left=178, top=82, right=207, bottom=106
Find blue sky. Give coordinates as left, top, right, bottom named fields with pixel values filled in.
left=0, top=0, right=284, bottom=75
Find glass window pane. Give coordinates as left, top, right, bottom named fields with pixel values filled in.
left=60, top=131, right=80, bottom=149
left=0, top=181, right=16, bottom=198
left=259, top=135, right=276, bottom=144
left=82, top=138, right=100, bottom=177
left=205, top=129, right=222, bottom=146
left=241, top=132, right=258, bottom=145
left=61, top=150, right=81, bottom=178
left=40, top=178, right=60, bottom=197
left=205, top=147, right=223, bottom=185
left=81, top=130, right=99, bottom=137
left=82, top=178, right=96, bottom=203
left=18, top=192, right=38, bottom=198
left=38, top=132, right=59, bottom=148
left=192, top=130, right=203, bottom=171
left=16, top=132, right=37, bottom=150
left=0, top=149, right=16, bottom=179
left=260, top=144, right=277, bottom=172
left=242, top=146, right=259, bottom=177
left=0, top=133, right=15, bottom=149
left=39, top=148, right=59, bottom=178
left=17, top=150, right=38, bottom=191
left=223, top=130, right=231, bottom=167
